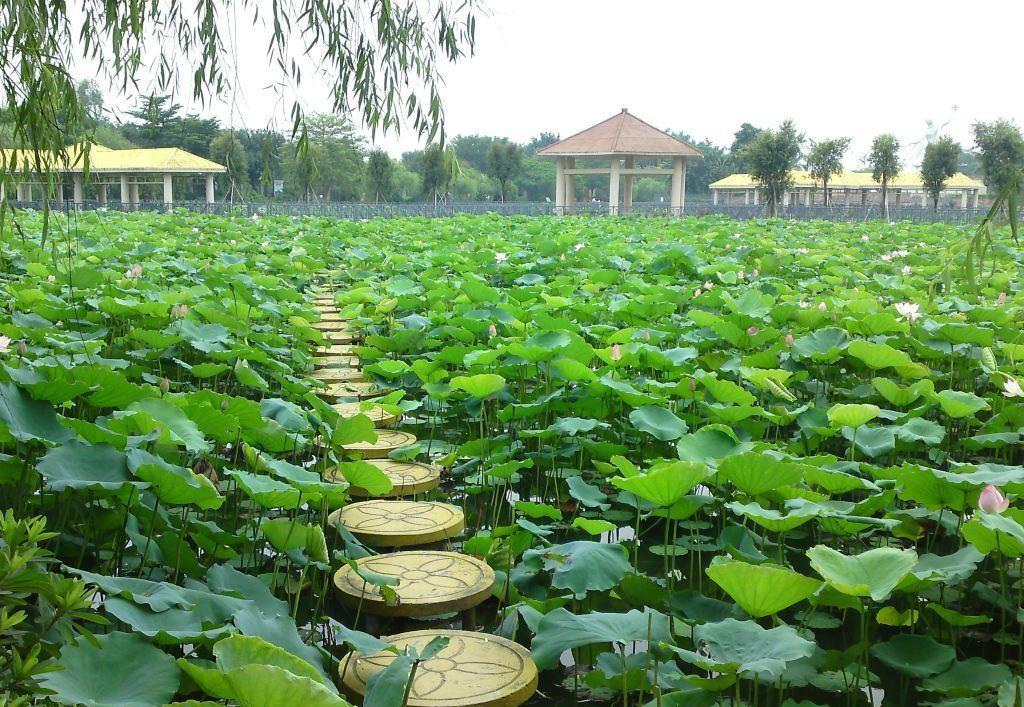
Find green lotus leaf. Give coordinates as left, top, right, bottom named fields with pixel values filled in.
left=718, top=453, right=809, bottom=496
left=672, top=618, right=816, bottom=682
left=870, top=633, right=955, bottom=678
left=223, top=665, right=351, bottom=707
left=705, top=557, right=822, bottom=617
left=523, top=540, right=631, bottom=599
left=677, top=425, right=752, bottom=463
left=921, top=658, right=1012, bottom=696
left=611, top=461, right=707, bottom=507
left=628, top=405, right=688, bottom=441
left=41, top=631, right=180, bottom=706
left=962, top=511, right=1024, bottom=557
left=450, top=373, right=506, bottom=398
left=727, top=501, right=819, bottom=533
left=806, top=545, right=918, bottom=601
left=934, top=389, right=990, bottom=419
left=530, top=607, right=672, bottom=669
left=827, top=403, right=879, bottom=428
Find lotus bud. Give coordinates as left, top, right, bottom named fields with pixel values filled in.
left=998, top=292, right=1007, bottom=305
left=785, top=333, right=794, bottom=347
left=978, top=484, right=1010, bottom=514
left=17, top=340, right=27, bottom=357
left=610, top=343, right=622, bottom=362
left=642, top=329, right=651, bottom=342
left=171, top=305, right=180, bottom=318
left=180, top=304, right=188, bottom=316
left=488, top=324, right=497, bottom=338
left=746, top=326, right=759, bottom=335
left=694, top=288, right=702, bottom=298
left=159, top=377, right=170, bottom=395
left=689, top=377, right=697, bottom=391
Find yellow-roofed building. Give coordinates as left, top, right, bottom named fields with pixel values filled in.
left=2, top=144, right=226, bottom=206
left=709, top=170, right=986, bottom=209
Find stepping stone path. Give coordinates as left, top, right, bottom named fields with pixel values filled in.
left=309, top=285, right=537, bottom=705
left=339, top=630, right=538, bottom=707
left=330, top=458, right=441, bottom=498
left=333, top=551, right=494, bottom=617
left=331, top=402, right=400, bottom=427
left=330, top=500, right=465, bottom=547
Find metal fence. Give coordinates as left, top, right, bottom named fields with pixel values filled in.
left=9, top=198, right=989, bottom=226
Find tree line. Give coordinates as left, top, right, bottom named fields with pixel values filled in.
left=8, top=80, right=1024, bottom=207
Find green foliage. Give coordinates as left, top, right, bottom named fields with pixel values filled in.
left=868, top=134, right=902, bottom=214
left=741, top=120, right=803, bottom=215
left=921, top=137, right=962, bottom=209
left=972, top=119, right=1024, bottom=194
left=485, top=139, right=524, bottom=202
left=805, top=137, right=851, bottom=206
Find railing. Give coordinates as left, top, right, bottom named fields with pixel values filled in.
left=6, top=198, right=991, bottom=226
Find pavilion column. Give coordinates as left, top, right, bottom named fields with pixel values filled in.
left=129, top=181, right=139, bottom=207
left=744, top=189, right=750, bottom=206
left=805, top=190, right=813, bottom=206
left=752, top=188, right=759, bottom=206
left=205, top=174, right=216, bottom=204
left=15, top=182, right=26, bottom=201
left=782, top=190, right=790, bottom=207
left=98, top=185, right=108, bottom=206
left=670, top=157, right=683, bottom=215
left=622, top=157, right=634, bottom=215
left=608, top=159, right=620, bottom=216
left=679, top=159, right=687, bottom=214
left=972, top=190, right=979, bottom=210
left=960, top=191, right=968, bottom=209
left=920, top=190, right=928, bottom=208
left=712, top=190, right=719, bottom=205
left=565, top=158, right=576, bottom=214
left=893, top=189, right=902, bottom=209
left=861, top=190, right=867, bottom=207
left=163, top=173, right=173, bottom=209
left=554, top=157, right=565, bottom=215
left=73, top=174, right=84, bottom=205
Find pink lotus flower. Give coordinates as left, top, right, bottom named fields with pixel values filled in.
left=978, top=484, right=1010, bottom=514
left=229, top=239, right=237, bottom=246
left=895, top=302, right=921, bottom=324
left=997, top=292, right=1007, bottom=305
left=0, top=335, right=10, bottom=353
left=746, top=326, right=759, bottom=335
left=738, top=270, right=745, bottom=280
left=159, top=377, right=170, bottom=395
left=693, top=288, right=702, bottom=297
left=817, top=302, right=827, bottom=311
left=488, top=324, right=497, bottom=337
left=179, top=304, right=188, bottom=316
left=610, top=344, right=622, bottom=362
left=47, top=274, right=55, bottom=282
left=1003, top=377, right=1024, bottom=398
left=171, top=305, right=180, bottom=318
left=785, top=333, right=795, bottom=346
left=902, top=265, right=912, bottom=275
left=495, top=252, right=508, bottom=263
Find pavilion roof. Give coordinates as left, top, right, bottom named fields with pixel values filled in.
left=710, top=170, right=985, bottom=191
left=538, top=109, right=703, bottom=159
left=1, top=144, right=226, bottom=174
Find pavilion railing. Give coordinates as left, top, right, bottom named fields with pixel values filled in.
left=6, top=198, right=993, bottom=226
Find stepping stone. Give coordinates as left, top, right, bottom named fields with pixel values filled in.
left=320, top=380, right=383, bottom=401
left=310, top=367, right=366, bottom=384
left=324, top=331, right=359, bottom=345
left=318, top=344, right=355, bottom=356
left=342, top=429, right=417, bottom=458
left=339, top=629, right=537, bottom=707
left=318, top=313, right=350, bottom=322
left=332, top=402, right=399, bottom=427
left=330, top=458, right=440, bottom=497
left=314, top=355, right=360, bottom=369
left=331, top=500, right=464, bottom=547
left=333, top=551, right=494, bottom=617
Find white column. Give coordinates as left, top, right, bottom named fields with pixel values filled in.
left=608, top=159, right=620, bottom=216
left=670, top=157, right=683, bottom=214
left=555, top=157, right=565, bottom=215
left=205, top=174, right=215, bottom=204
left=623, top=157, right=634, bottom=215
left=805, top=190, right=812, bottom=206
left=960, top=191, right=968, bottom=209
left=782, top=190, right=790, bottom=207
left=129, top=181, right=139, bottom=207
left=752, top=188, right=759, bottom=206
left=679, top=159, right=687, bottom=214
left=98, top=185, right=107, bottom=205
left=744, top=189, right=750, bottom=205
left=163, top=173, right=173, bottom=208
left=15, top=182, right=26, bottom=201
left=712, top=190, right=719, bottom=205
left=72, top=174, right=84, bottom=205
left=566, top=157, right=576, bottom=213
left=972, top=190, right=979, bottom=210
left=120, top=175, right=129, bottom=205
left=56, top=181, right=65, bottom=202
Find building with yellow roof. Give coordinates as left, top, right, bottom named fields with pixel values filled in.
left=2, top=144, right=226, bottom=206
left=709, top=170, right=986, bottom=209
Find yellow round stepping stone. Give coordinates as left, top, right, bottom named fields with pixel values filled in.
left=332, top=500, right=464, bottom=547
left=342, top=429, right=416, bottom=458
left=339, top=630, right=538, bottom=707
left=315, top=355, right=360, bottom=369
left=332, top=402, right=399, bottom=427
left=336, top=458, right=440, bottom=497
left=311, top=367, right=365, bottom=384
left=320, top=380, right=383, bottom=401
left=333, top=551, right=494, bottom=617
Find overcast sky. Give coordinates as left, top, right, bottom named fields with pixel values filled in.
left=93, top=0, right=1024, bottom=168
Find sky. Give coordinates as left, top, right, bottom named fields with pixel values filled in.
left=89, top=0, right=1024, bottom=169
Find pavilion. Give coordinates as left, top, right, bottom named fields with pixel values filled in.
left=710, top=170, right=986, bottom=209
left=1, top=144, right=226, bottom=207
left=538, top=109, right=703, bottom=215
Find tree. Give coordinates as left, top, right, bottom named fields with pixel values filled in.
left=525, top=132, right=559, bottom=156
left=486, top=140, right=523, bottom=202
left=972, top=119, right=1024, bottom=195
left=236, top=129, right=286, bottom=196
left=122, top=95, right=182, bottom=147
left=741, top=121, right=803, bottom=216
left=805, top=137, right=851, bottom=206
left=868, top=134, right=902, bottom=218
left=729, top=123, right=762, bottom=171
left=417, top=144, right=455, bottom=203
left=920, top=137, right=961, bottom=210
left=672, top=132, right=731, bottom=194
left=365, top=149, right=394, bottom=202
left=209, top=131, right=250, bottom=201
left=452, top=135, right=498, bottom=172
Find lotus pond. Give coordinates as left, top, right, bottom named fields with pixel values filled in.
left=1, top=210, right=1024, bottom=706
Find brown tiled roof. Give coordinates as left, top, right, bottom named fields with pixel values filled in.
left=538, top=109, right=703, bottom=158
